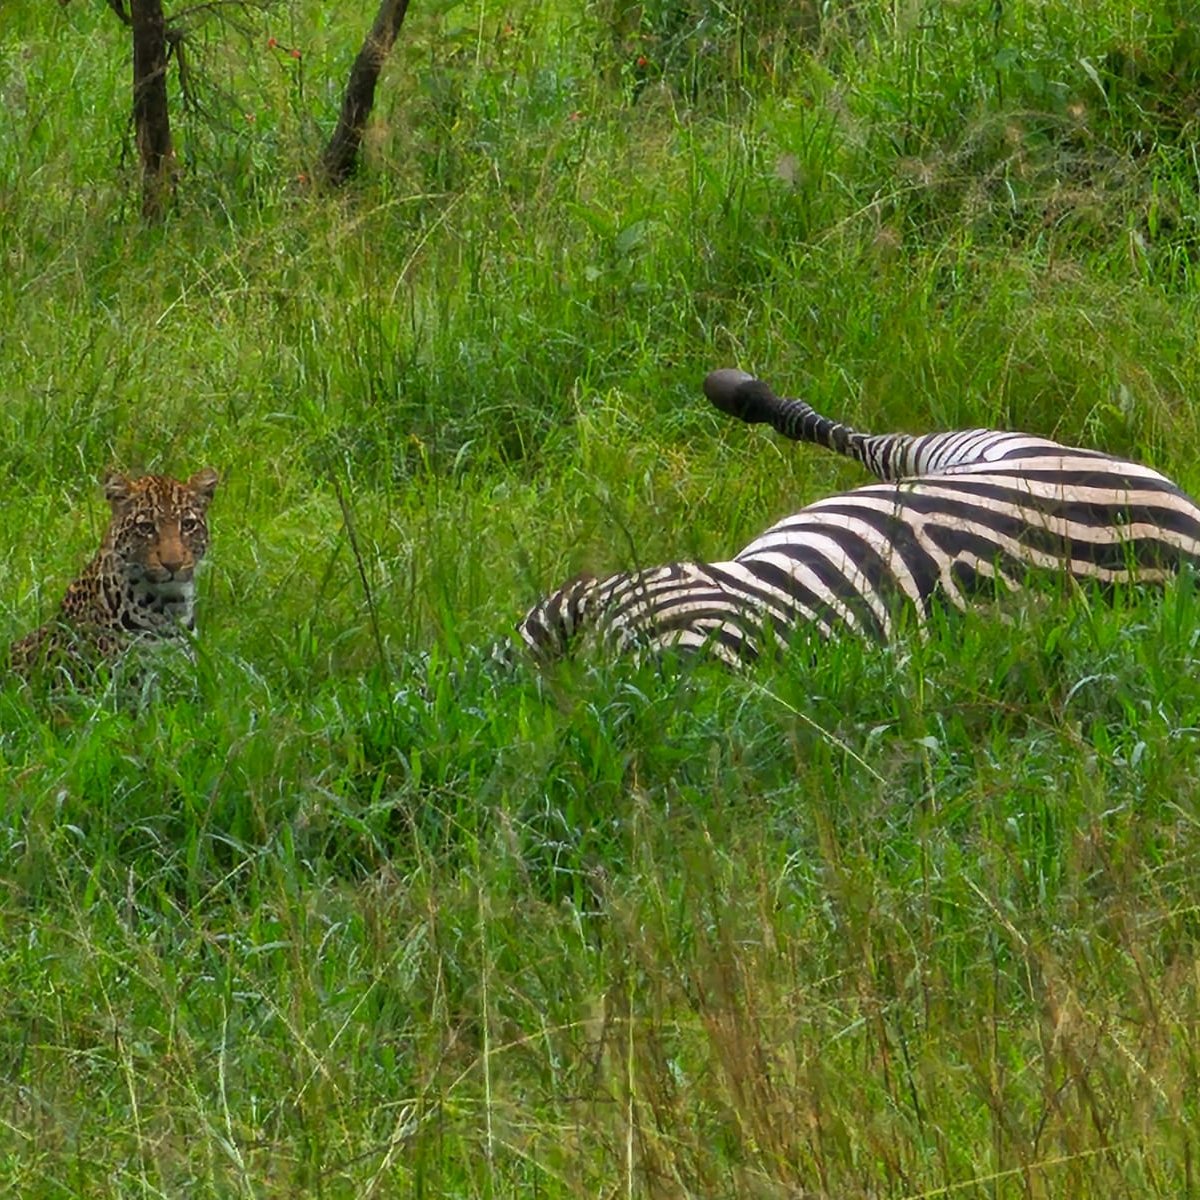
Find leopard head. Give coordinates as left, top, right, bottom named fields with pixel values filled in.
left=100, top=468, right=220, bottom=629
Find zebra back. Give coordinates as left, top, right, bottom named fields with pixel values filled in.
left=703, top=368, right=1088, bottom=481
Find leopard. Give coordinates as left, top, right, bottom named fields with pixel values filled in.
left=8, top=468, right=220, bottom=683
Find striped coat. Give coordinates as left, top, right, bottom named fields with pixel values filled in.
left=517, top=370, right=1200, bottom=667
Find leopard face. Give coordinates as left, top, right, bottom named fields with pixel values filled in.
left=96, top=469, right=219, bottom=630
left=9, top=467, right=219, bottom=679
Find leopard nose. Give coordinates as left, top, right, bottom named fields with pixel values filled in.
left=158, top=549, right=187, bottom=576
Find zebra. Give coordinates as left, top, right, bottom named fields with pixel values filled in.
left=516, top=369, right=1200, bottom=668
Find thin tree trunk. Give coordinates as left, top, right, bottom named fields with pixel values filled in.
left=320, top=0, right=412, bottom=185
left=130, top=0, right=175, bottom=219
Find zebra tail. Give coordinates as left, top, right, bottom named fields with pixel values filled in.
left=704, top=368, right=856, bottom=459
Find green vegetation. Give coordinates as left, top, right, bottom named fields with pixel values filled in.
left=4, top=1, right=1200, bottom=1194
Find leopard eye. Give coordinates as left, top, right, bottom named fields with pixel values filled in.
left=180, top=515, right=201, bottom=534
left=135, top=518, right=157, bottom=537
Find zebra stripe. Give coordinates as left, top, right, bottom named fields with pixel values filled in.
left=516, top=371, right=1200, bottom=667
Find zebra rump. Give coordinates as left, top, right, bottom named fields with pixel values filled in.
left=517, top=370, right=1200, bottom=667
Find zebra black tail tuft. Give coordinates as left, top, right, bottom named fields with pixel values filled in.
left=703, top=369, right=783, bottom=424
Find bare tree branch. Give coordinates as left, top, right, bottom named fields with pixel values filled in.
left=320, top=0, right=412, bottom=185
left=105, top=0, right=133, bottom=26
left=130, top=0, right=176, bottom=218
left=170, top=0, right=273, bottom=22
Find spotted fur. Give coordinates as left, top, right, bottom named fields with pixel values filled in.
left=8, top=468, right=219, bottom=681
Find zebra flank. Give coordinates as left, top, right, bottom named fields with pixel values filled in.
left=517, top=370, right=1200, bottom=667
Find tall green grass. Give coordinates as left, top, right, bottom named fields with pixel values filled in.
left=3, top=0, right=1200, bottom=1194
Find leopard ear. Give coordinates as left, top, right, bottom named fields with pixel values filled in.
left=187, top=467, right=219, bottom=507
left=104, top=472, right=134, bottom=508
